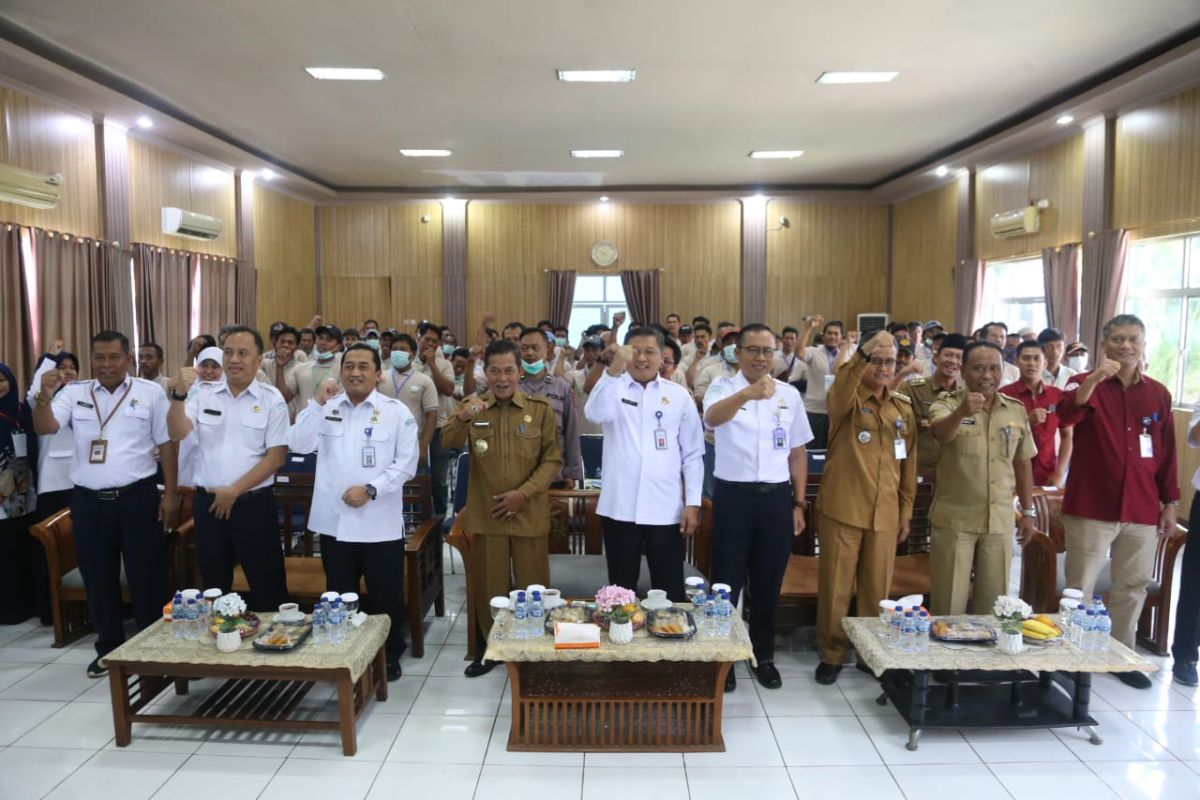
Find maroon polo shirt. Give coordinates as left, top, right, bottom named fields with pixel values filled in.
left=999, top=380, right=1070, bottom=486
left=1059, top=371, right=1179, bottom=525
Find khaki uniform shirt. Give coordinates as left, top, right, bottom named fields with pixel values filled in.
left=378, top=366, right=440, bottom=443
left=441, top=392, right=563, bottom=538
left=519, top=373, right=582, bottom=482
left=905, top=375, right=961, bottom=474
left=256, top=357, right=303, bottom=421
left=287, top=355, right=342, bottom=410
left=816, top=354, right=918, bottom=530
left=928, top=390, right=1037, bottom=534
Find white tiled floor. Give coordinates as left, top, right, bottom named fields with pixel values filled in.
left=1, top=549, right=1198, bottom=799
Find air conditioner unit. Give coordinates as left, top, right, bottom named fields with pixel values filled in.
left=162, top=207, right=223, bottom=241
left=857, top=313, right=890, bottom=338
left=0, top=163, right=62, bottom=209
left=990, top=206, right=1041, bottom=239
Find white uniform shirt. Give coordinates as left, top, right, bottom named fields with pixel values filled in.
left=413, top=356, right=456, bottom=427
left=1000, top=361, right=1020, bottom=388
left=801, top=346, right=840, bottom=414
left=1188, top=401, right=1200, bottom=492
left=703, top=373, right=813, bottom=483
left=288, top=391, right=419, bottom=543
left=1042, top=364, right=1078, bottom=389
left=585, top=372, right=705, bottom=524
left=49, top=376, right=171, bottom=490
left=27, top=358, right=74, bottom=494
left=184, top=379, right=289, bottom=490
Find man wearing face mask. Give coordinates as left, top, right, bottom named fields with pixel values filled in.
left=378, top=333, right=438, bottom=469
left=814, top=331, right=917, bottom=684
left=178, top=347, right=224, bottom=489
left=907, top=333, right=967, bottom=475
left=414, top=324, right=458, bottom=514
left=519, top=328, right=583, bottom=485
left=1064, top=341, right=1089, bottom=373
left=288, top=325, right=343, bottom=410
left=796, top=315, right=847, bottom=449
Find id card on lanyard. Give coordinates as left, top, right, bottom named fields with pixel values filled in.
left=653, top=410, right=668, bottom=450
left=0, top=410, right=25, bottom=457
left=89, top=380, right=134, bottom=464
left=1139, top=414, right=1156, bottom=458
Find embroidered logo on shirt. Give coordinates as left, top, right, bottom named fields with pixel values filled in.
left=251, top=404, right=262, bottom=414
left=661, top=396, right=670, bottom=405
left=523, top=415, right=532, bottom=423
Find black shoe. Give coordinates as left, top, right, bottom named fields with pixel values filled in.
left=464, top=659, right=501, bottom=678
left=1115, top=671, right=1153, bottom=689
left=815, top=662, right=843, bottom=685
left=1173, top=661, right=1198, bottom=687
left=386, top=661, right=402, bottom=682
left=752, top=660, right=783, bottom=689
left=724, top=668, right=737, bottom=693
left=86, top=657, right=107, bottom=679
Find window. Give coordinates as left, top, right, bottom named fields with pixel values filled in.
left=979, top=256, right=1047, bottom=335
left=1123, top=233, right=1200, bottom=403
left=568, top=275, right=626, bottom=342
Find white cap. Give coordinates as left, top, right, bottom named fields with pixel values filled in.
left=684, top=577, right=705, bottom=587
left=202, top=588, right=223, bottom=599
left=181, top=588, right=200, bottom=599
left=195, top=346, right=222, bottom=366
left=1062, top=588, right=1084, bottom=599
left=711, top=582, right=731, bottom=595
left=340, top=592, right=359, bottom=603
left=489, top=596, right=510, bottom=609
left=320, top=591, right=340, bottom=601
left=879, top=599, right=898, bottom=610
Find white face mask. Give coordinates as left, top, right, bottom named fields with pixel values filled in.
left=1067, top=355, right=1088, bottom=372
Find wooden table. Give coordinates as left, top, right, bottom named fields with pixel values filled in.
left=101, top=614, right=390, bottom=756
left=844, top=615, right=1156, bottom=751
left=485, top=606, right=753, bottom=752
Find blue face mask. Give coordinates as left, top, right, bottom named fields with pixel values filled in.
left=391, top=351, right=410, bottom=370
left=523, top=359, right=546, bottom=375
left=316, top=350, right=335, bottom=363
left=555, top=336, right=567, bottom=347
left=365, top=340, right=380, bottom=351
left=441, top=343, right=454, bottom=356
left=722, top=344, right=737, bottom=363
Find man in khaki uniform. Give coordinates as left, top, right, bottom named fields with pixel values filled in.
left=906, top=333, right=967, bottom=474
left=815, top=332, right=918, bottom=684
left=929, top=341, right=1038, bottom=616
left=441, top=340, right=562, bottom=677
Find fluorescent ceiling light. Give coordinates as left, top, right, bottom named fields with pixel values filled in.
left=305, top=67, right=385, bottom=81
left=749, top=150, right=804, bottom=160
left=935, top=165, right=950, bottom=177
left=557, top=69, right=636, bottom=83
left=599, top=196, right=610, bottom=202
left=1056, top=115, right=1074, bottom=125
left=260, top=168, right=278, bottom=180
left=135, top=115, right=153, bottom=129
left=399, top=149, right=453, bottom=157
left=571, top=149, right=623, bottom=158
left=816, top=70, right=899, bottom=85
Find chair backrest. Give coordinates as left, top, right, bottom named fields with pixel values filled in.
left=279, top=451, right=318, bottom=474
left=580, top=434, right=603, bottom=479
left=28, top=507, right=76, bottom=579
left=547, top=489, right=604, bottom=555
left=795, top=472, right=937, bottom=558
left=1032, top=487, right=1066, bottom=552
left=403, top=474, right=435, bottom=527
left=807, top=449, right=828, bottom=475
left=452, top=451, right=471, bottom=514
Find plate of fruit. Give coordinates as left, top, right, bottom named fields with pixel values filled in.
left=209, top=612, right=261, bottom=639
left=1020, top=615, right=1064, bottom=645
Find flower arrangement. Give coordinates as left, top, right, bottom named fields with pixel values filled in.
left=213, top=592, right=247, bottom=619
left=595, top=585, right=637, bottom=613
left=610, top=606, right=632, bottom=625
left=992, top=595, right=1032, bottom=635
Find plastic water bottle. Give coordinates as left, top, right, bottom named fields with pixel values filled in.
left=1094, top=610, right=1112, bottom=653
left=311, top=600, right=328, bottom=645
left=1091, top=594, right=1107, bottom=615
left=915, top=611, right=931, bottom=654
left=703, top=596, right=717, bottom=638
left=1081, top=609, right=1097, bottom=652
left=183, top=598, right=201, bottom=640
left=890, top=606, right=905, bottom=646
left=685, top=578, right=706, bottom=605
left=529, top=590, right=544, bottom=637
left=171, top=592, right=186, bottom=640
left=1071, top=604, right=1088, bottom=648
left=513, top=591, right=528, bottom=640
left=327, top=598, right=347, bottom=645
left=899, top=611, right=917, bottom=653
left=715, top=591, right=733, bottom=637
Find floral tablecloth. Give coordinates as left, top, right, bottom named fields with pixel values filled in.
left=844, top=615, right=1156, bottom=678
left=101, top=613, right=390, bottom=682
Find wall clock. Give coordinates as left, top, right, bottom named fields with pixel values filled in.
left=590, top=240, right=619, bottom=268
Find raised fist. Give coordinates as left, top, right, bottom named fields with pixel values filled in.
left=40, top=369, right=63, bottom=395
left=316, top=378, right=339, bottom=405
left=1029, top=408, right=1048, bottom=426
left=743, top=374, right=777, bottom=401
left=960, top=391, right=986, bottom=416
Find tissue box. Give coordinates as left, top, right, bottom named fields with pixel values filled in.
left=553, top=622, right=601, bottom=649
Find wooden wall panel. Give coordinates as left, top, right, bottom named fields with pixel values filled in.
left=252, top=185, right=315, bottom=331
left=975, top=134, right=1084, bottom=261
left=891, top=183, right=958, bottom=328
left=0, top=87, right=99, bottom=237
left=1113, top=85, right=1200, bottom=232
left=318, top=276, right=392, bottom=329
left=764, top=202, right=890, bottom=330
left=464, top=202, right=742, bottom=328
left=128, top=135, right=237, bottom=257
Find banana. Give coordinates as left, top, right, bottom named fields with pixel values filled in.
left=1021, top=619, right=1060, bottom=637
left=1034, top=614, right=1063, bottom=634
left=1021, top=628, right=1053, bottom=640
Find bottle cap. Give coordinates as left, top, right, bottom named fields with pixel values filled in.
left=321, top=591, right=340, bottom=601
left=685, top=577, right=705, bottom=587
left=489, top=596, right=510, bottom=609
left=340, top=592, right=359, bottom=603
left=904, top=611, right=914, bottom=617
left=1062, top=588, right=1084, bottom=599
left=1077, top=604, right=1086, bottom=609
left=1086, top=609, right=1095, bottom=615
left=517, top=591, right=526, bottom=601
left=532, top=590, right=541, bottom=600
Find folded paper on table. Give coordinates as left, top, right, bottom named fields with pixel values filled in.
left=554, top=622, right=601, bottom=649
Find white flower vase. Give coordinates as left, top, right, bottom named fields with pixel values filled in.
left=216, top=630, right=241, bottom=653
left=997, top=631, right=1025, bottom=655
left=608, top=620, right=634, bottom=645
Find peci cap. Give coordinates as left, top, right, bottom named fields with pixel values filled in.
left=939, top=333, right=969, bottom=352
left=1017, top=327, right=1036, bottom=337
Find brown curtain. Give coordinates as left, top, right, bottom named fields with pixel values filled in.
left=133, top=243, right=192, bottom=373
left=548, top=269, right=576, bottom=328
left=1079, top=229, right=1129, bottom=353
left=619, top=269, right=660, bottom=325
left=1041, top=243, right=1080, bottom=340
left=196, top=255, right=237, bottom=339
left=93, top=244, right=134, bottom=338
left=30, top=230, right=101, bottom=362
left=235, top=261, right=256, bottom=327
left=0, top=225, right=33, bottom=389
left=953, top=259, right=984, bottom=335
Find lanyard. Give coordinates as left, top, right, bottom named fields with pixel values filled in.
left=391, top=369, right=415, bottom=396
left=0, top=409, right=19, bottom=429
left=90, top=379, right=134, bottom=438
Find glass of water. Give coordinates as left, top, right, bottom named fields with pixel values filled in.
left=340, top=592, right=360, bottom=616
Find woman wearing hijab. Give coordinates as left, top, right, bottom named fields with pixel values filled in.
left=0, top=362, right=39, bottom=624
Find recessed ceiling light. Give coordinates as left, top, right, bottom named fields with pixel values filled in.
left=135, top=115, right=153, bottom=129
left=935, top=165, right=950, bottom=177
left=305, top=67, right=385, bottom=81
left=599, top=196, right=610, bottom=202
left=1056, top=115, right=1074, bottom=126
left=399, top=149, right=452, bottom=157
left=556, top=69, right=636, bottom=83
left=260, top=168, right=277, bottom=180
left=749, top=150, right=804, bottom=160
left=571, top=149, right=623, bottom=159
left=816, top=71, right=899, bottom=85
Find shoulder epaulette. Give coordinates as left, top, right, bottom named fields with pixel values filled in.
left=909, top=378, right=927, bottom=386
left=893, top=393, right=912, bottom=404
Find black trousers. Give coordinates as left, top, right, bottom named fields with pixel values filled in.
left=711, top=479, right=794, bottom=661
left=320, top=534, right=407, bottom=662
left=68, top=478, right=166, bottom=657
left=601, top=516, right=686, bottom=602
left=1171, top=493, right=1200, bottom=663
left=806, top=412, right=829, bottom=450
left=194, top=488, right=288, bottom=612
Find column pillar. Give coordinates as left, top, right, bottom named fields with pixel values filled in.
left=441, top=198, right=468, bottom=335
left=740, top=195, right=767, bottom=323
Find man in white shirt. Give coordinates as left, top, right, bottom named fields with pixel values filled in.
left=137, top=342, right=171, bottom=393
left=378, top=333, right=438, bottom=467
left=33, top=331, right=179, bottom=679
left=289, top=344, right=419, bottom=681
left=586, top=327, right=704, bottom=599
left=1038, top=327, right=1078, bottom=389
left=693, top=331, right=740, bottom=499
left=288, top=324, right=343, bottom=409
left=257, top=325, right=301, bottom=420
left=797, top=315, right=846, bottom=449
left=704, top=323, right=813, bottom=691
left=167, top=327, right=290, bottom=610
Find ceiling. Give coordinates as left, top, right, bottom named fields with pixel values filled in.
left=0, top=0, right=1199, bottom=193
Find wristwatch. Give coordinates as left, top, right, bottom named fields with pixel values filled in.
left=1020, top=507, right=1037, bottom=518
left=170, top=390, right=189, bottom=402
left=793, top=498, right=810, bottom=509
left=365, top=484, right=377, bottom=501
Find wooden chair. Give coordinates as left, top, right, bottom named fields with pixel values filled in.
left=1019, top=487, right=1187, bottom=655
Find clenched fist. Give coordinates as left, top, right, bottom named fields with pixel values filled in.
left=959, top=391, right=986, bottom=416
left=457, top=395, right=487, bottom=422
left=315, top=378, right=339, bottom=405
left=40, top=368, right=63, bottom=396
left=1028, top=407, right=1048, bottom=426
left=742, top=374, right=777, bottom=401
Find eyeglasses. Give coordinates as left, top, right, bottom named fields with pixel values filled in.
left=868, top=357, right=897, bottom=367
left=740, top=347, right=776, bottom=358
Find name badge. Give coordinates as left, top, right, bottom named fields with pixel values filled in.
left=472, top=421, right=491, bottom=428
left=894, top=437, right=907, bottom=460
left=621, top=398, right=638, bottom=406
left=654, top=428, right=668, bottom=450
left=1139, top=433, right=1153, bottom=459
left=773, top=427, right=787, bottom=450
left=12, top=432, right=27, bottom=458
left=824, top=374, right=835, bottom=393
left=324, top=415, right=342, bottom=422
left=202, top=408, right=222, bottom=416
left=362, top=446, right=376, bottom=468
left=89, top=439, right=107, bottom=464
left=75, top=400, right=94, bottom=409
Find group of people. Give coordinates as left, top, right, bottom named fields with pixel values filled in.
left=0, top=306, right=1195, bottom=692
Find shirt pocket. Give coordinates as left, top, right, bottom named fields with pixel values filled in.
left=319, top=418, right=346, bottom=438
left=954, top=423, right=985, bottom=458
left=469, top=428, right=495, bottom=459
left=516, top=426, right=542, bottom=458
left=70, top=407, right=99, bottom=436
left=196, top=410, right=222, bottom=444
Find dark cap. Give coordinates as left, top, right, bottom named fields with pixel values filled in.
left=720, top=327, right=741, bottom=343
left=363, top=328, right=381, bottom=339
left=315, top=324, right=342, bottom=341
left=939, top=333, right=969, bottom=351
left=582, top=335, right=603, bottom=349
left=269, top=321, right=287, bottom=337
left=679, top=325, right=692, bottom=334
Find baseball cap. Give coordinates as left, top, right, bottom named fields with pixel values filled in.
left=1065, top=341, right=1089, bottom=356
left=363, top=328, right=381, bottom=339
left=924, top=319, right=944, bottom=330
left=315, top=324, right=342, bottom=341
left=679, top=324, right=692, bottom=334
left=269, top=321, right=287, bottom=338
left=582, top=335, right=603, bottom=349
left=720, top=327, right=741, bottom=343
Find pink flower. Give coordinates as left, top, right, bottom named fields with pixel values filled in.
left=595, top=585, right=637, bottom=612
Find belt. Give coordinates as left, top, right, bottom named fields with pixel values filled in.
left=715, top=478, right=791, bottom=494
left=75, top=476, right=157, bottom=501
left=196, top=486, right=273, bottom=498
